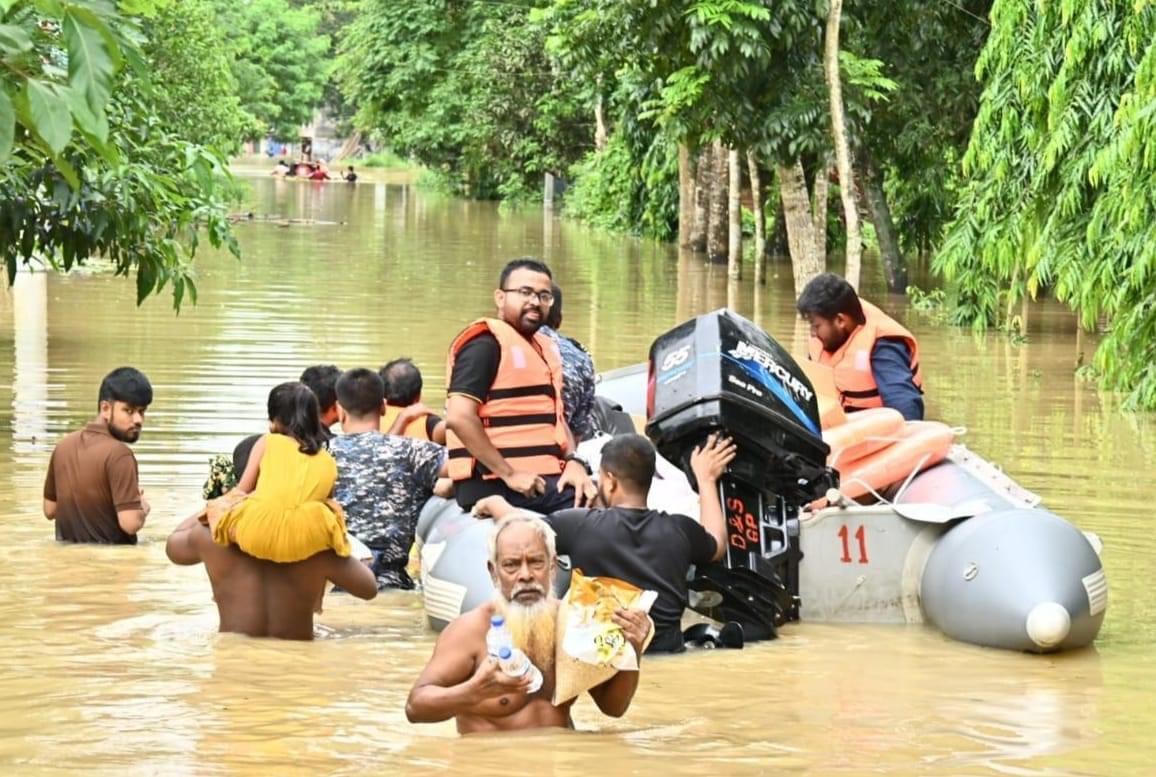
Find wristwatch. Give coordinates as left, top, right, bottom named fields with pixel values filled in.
left=563, top=452, right=593, bottom=475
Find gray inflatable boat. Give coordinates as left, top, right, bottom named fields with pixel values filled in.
left=416, top=311, right=1107, bottom=653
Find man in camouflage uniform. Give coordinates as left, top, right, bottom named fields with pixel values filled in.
left=330, top=368, right=446, bottom=589
left=539, top=283, right=597, bottom=442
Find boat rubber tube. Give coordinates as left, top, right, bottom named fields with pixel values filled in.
left=920, top=507, right=1106, bottom=652
left=837, top=420, right=955, bottom=502
left=823, top=407, right=906, bottom=470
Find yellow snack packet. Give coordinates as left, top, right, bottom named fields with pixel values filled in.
left=552, top=570, right=657, bottom=705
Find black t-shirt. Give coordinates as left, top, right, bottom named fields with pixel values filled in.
left=545, top=507, right=718, bottom=649
left=447, top=332, right=501, bottom=402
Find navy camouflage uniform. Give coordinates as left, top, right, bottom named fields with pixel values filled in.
left=330, top=431, right=445, bottom=589
left=541, top=325, right=597, bottom=442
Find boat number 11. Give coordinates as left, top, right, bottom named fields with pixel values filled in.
left=837, top=525, right=869, bottom=564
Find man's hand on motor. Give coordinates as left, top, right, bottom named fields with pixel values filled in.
left=502, top=470, right=546, bottom=498
left=468, top=656, right=533, bottom=701
left=612, top=608, right=652, bottom=658
left=558, top=459, right=596, bottom=507
left=690, top=433, right=737, bottom=485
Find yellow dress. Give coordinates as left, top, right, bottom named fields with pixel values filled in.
left=212, top=433, right=350, bottom=562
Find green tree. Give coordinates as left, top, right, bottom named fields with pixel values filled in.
left=936, top=0, right=1156, bottom=408
left=213, top=0, right=330, bottom=140
left=1, top=0, right=239, bottom=307
left=849, top=1, right=991, bottom=287
left=338, top=0, right=589, bottom=198
left=142, top=0, right=251, bottom=152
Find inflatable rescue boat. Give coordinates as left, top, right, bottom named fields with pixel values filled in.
left=416, top=309, right=1107, bottom=654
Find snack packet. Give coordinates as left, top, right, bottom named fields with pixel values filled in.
left=552, top=569, right=657, bottom=705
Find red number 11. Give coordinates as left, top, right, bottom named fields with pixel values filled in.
left=837, top=525, right=869, bottom=564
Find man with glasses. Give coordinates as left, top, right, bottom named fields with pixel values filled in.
left=445, top=258, right=596, bottom=513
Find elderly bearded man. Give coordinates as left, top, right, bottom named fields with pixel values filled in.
left=405, top=513, right=651, bottom=734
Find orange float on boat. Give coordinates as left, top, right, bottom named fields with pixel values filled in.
left=823, top=407, right=906, bottom=468
left=836, top=420, right=955, bottom=502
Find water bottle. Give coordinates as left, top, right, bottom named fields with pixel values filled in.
left=497, top=646, right=544, bottom=694
left=486, top=614, right=511, bottom=658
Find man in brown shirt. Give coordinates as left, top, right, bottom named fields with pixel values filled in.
left=43, top=367, right=153, bottom=544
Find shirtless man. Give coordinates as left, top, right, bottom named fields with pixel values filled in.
left=165, top=515, right=378, bottom=640
left=405, top=513, right=651, bottom=734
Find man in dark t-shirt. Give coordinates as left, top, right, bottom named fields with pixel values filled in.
left=475, top=433, right=735, bottom=653
left=43, top=367, right=153, bottom=544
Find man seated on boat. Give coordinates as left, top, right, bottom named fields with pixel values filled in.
left=330, top=368, right=448, bottom=590
left=379, top=357, right=447, bottom=444
left=475, top=433, right=732, bottom=653
left=405, top=512, right=650, bottom=733
left=797, top=272, right=925, bottom=421
left=444, top=257, right=595, bottom=514
left=43, top=367, right=152, bottom=544
left=538, top=283, right=597, bottom=443
left=165, top=514, right=378, bottom=640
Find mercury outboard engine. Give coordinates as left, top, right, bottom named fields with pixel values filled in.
left=645, top=309, right=835, bottom=640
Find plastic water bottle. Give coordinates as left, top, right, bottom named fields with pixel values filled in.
left=486, top=614, right=512, bottom=658
left=497, top=646, right=543, bottom=693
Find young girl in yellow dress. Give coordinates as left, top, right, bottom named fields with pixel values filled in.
left=210, top=382, right=350, bottom=562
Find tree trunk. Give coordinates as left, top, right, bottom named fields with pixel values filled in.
left=747, top=149, right=766, bottom=284
left=811, top=157, right=830, bottom=264
left=769, top=192, right=789, bottom=259
left=678, top=144, right=695, bottom=248
left=777, top=160, right=824, bottom=294
left=690, top=147, right=709, bottom=251
left=594, top=95, right=608, bottom=151
left=825, top=0, right=861, bottom=290
left=706, top=141, right=728, bottom=263
left=859, top=151, right=906, bottom=293
left=727, top=147, right=742, bottom=280
left=332, top=130, right=362, bottom=163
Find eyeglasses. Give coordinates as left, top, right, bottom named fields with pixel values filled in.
left=501, top=287, right=555, bottom=304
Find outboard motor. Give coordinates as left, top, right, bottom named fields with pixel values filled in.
left=645, top=309, right=835, bottom=640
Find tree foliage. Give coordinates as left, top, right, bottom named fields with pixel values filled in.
left=936, top=0, right=1156, bottom=408
left=212, top=0, right=330, bottom=141
left=337, top=0, right=589, bottom=198
left=851, top=2, right=991, bottom=256
left=1, top=0, right=238, bottom=307
left=143, top=0, right=251, bottom=152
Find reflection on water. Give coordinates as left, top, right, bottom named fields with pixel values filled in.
left=1, top=177, right=1154, bottom=774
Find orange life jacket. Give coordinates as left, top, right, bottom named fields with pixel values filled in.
left=380, top=405, right=431, bottom=440
left=807, top=299, right=924, bottom=412
left=445, top=318, right=568, bottom=482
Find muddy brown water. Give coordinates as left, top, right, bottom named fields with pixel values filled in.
left=1, top=177, right=1153, bottom=775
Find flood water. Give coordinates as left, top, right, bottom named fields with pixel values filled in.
left=2, top=176, right=1154, bottom=775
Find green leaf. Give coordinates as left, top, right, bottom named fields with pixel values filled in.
left=65, top=84, right=109, bottom=145
left=33, top=0, right=63, bottom=15
left=0, top=90, right=13, bottom=163
left=64, top=9, right=116, bottom=112
left=52, top=155, right=79, bottom=189
left=23, top=80, right=72, bottom=154
left=136, top=259, right=156, bottom=304
left=0, top=23, right=33, bottom=53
